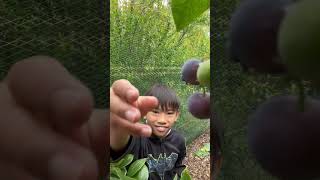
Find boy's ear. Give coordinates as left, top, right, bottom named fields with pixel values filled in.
left=174, top=111, right=180, bottom=121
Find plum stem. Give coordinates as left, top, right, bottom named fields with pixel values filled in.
left=297, top=80, right=305, bottom=112
left=203, top=87, right=206, bottom=96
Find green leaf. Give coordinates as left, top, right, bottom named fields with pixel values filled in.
left=133, top=165, right=149, bottom=180
left=171, top=0, right=210, bottom=31
left=204, top=143, right=210, bottom=151
left=110, top=172, right=120, bottom=180
left=121, top=166, right=128, bottom=176
left=110, top=176, right=120, bottom=180
left=128, top=158, right=147, bottom=176
left=111, top=154, right=134, bottom=168
left=194, top=150, right=210, bottom=158
left=173, top=174, right=178, bottom=180
left=118, top=172, right=137, bottom=180
left=110, top=177, right=119, bottom=180
left=127, top=158, right=147, bottom=177
left=194, top=143, right=210, bottom=157
left=181, top=168, right=192, bottom=180
left=110, top=166, right=118, bottom=176
left=111, top=167, right=125, bottom=178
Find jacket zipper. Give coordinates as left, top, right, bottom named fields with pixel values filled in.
left=160, top=138, right=165, bottom=180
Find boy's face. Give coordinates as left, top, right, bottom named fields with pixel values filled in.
left=145, top=106, right=179, bottom=138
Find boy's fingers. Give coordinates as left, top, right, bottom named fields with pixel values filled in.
left=4, top=56, right=94, bottom=132
left=0, top=84, right=98, bottom=180
left=0, top=111, right=99, bottom=180
left=111, top=79, right=139, bottom=103
left=110, top=85, right=158, bottom=122
left=110, top=89, right=141, bottom=122
left=137, top=96, right=159, bottom=116
left=87, top=109, right=109, bottom=178
left=0, top=162, right=39, bottom=180
left=111, top=113, right=152, bottom=137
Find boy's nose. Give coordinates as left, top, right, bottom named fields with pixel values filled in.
left=158, top=114, right=166, bottom=123
left=157, top=121, right=166, bottom=125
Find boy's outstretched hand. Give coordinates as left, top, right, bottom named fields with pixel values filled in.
left=110, top=79, right=158, bottom=141
left=0, top=56, right=107, bottom=180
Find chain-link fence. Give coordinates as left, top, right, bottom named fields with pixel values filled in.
left=0, top=0, right=107, bottom=108
left=110, top=0, right=210, bottom=144
left=213, top=0, right=320, bottom=179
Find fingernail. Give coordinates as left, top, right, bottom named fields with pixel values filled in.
left=50, top=89, right=93, bottom=130
left=125, top=110, right=137, bottom=121
left=127, top=90, right=137, bottom=102
left=142, top=127, right=152, bottom=136
left=48, top=153, right=96, bottom=180
left=48, top=154, right=81, bottom=180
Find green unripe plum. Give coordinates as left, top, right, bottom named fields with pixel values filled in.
left=197, top=60, right=210, bottom=87
left=278, top=0, right=320, bottom=84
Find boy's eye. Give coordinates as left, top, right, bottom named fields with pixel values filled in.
left=152, top=110, right=160, bottom=113
left=167, top=111, right=175, bottom=115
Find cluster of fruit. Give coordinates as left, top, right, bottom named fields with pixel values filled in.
left=228, top=0, right=320, bottom=179
left=181, top=59, right=210, bottom=119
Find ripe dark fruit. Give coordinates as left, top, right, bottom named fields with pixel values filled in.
left=248, top=96, right=320, bottom=180
left=181, top=59, right=201, bottom=85
left=228, top=0, right=292, bottom=74
left=188, top=92, right=210, bottom=119
left=278, top=0, right=320, bottom=85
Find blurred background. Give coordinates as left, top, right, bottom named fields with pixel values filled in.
left=212, top=0, right=319, bottom=179
left=0, top=0, right=107, bottom=108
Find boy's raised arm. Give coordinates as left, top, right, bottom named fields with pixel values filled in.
left=110, top=79, right=158, bottom=151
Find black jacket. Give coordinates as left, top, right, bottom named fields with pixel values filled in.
left=111, top=129, right=187, bottom=180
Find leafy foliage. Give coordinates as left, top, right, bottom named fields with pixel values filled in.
left=171, top=0, right=210, bottom=31
left=110, top=154, right=193, bottom=180
left=110, top=154, right=149, bottom=180
left=180, top=168, right=192, bottom=180
left=194, top=143, right=210, bottom=158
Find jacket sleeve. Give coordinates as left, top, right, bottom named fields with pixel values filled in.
left=110, top=135, right=142, bottom=162
left=174, top=137, right=187, bottom=178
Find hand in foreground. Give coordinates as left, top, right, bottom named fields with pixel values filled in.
left=0, top=56, right=107, bottom=180
left=110, top=79, right=158, bottom=137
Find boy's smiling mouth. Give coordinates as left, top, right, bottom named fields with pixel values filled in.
left=154, top=125, right=169, bottom=133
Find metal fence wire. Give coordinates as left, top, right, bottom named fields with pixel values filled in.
left=0, top=0, right=107, bottom=108
left=212, top=0, right=320, bottom=179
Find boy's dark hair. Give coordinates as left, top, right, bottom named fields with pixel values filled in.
left=144, top=83, right=180, bottom=111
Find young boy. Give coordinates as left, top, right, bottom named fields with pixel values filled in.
left=110, top=80, right=187, bottom=180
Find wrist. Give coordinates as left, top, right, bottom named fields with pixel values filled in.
left=110, top=125, right=130, bottom=151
